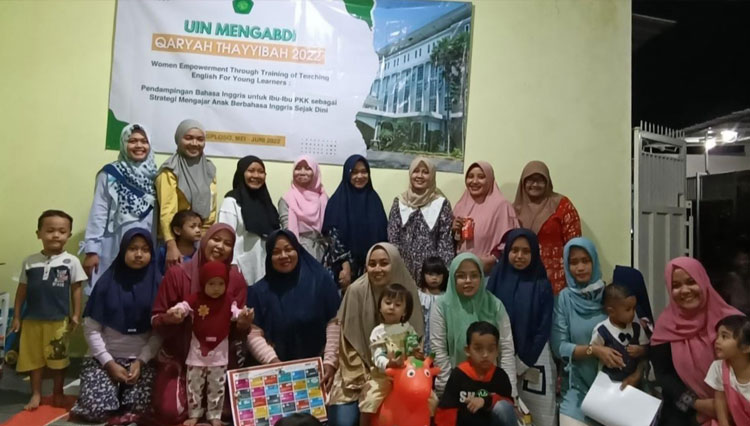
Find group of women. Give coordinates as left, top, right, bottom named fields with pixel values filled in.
left=82, top=120, right=583, bottom=294
left=72, top=118, right=742, bottom=426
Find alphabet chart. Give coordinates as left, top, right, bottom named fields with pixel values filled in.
left=227, top=357, right=327, bottom=425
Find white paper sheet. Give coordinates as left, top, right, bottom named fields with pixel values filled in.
left=581, top=371, right=662, bottom=426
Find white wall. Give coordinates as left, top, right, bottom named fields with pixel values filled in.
left=687, top=146, right=750, bottom=176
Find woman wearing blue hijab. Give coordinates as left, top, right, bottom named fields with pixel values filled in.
left=551, top=237, right=625, bottom=425
left=487, top=228, right=556, bottom=425
left=322, top=155, right=388, bottom=290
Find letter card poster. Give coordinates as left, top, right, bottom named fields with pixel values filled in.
left=227, top=357, right=327, bottom=425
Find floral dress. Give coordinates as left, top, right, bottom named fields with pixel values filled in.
left=387, top=197, right=455, bottom=281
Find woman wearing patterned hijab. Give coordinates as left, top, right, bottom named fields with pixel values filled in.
left=156, top=119, right=217, bottom=268
left=81, top=124, right=157, bottom=291
left=387, top=156, right=454, bottom=280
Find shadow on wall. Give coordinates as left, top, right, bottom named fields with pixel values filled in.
left=64, top=230, right=88, bottom=358
left=498, top=182, right=517, bottom=203
left=68, top=294, right=89, bottom=359
left=580, top=221, right=618, bottom=284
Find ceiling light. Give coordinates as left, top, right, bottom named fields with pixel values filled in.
left=721, top=130, right=738, bottom=143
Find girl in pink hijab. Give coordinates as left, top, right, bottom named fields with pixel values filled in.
left=651, top=257, right=743, bottom=426
left=278, top=156, right=328, bottom=262
left=452, top=162, right=518, bottom=273
left=150, top=224, right=253, bottom=424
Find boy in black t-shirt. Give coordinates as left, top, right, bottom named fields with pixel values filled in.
left=435, top=321, right=517, bottom=426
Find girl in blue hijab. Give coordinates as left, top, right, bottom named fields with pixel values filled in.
left=487, top=228, right=556, bottom=425
left=71, top=228, right=162, bottom=424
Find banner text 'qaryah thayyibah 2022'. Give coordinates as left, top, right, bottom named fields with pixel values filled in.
left=108, top=0, right=472, bottom=171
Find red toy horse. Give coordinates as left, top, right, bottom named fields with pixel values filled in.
left=374, top=357, right=440, bottom=426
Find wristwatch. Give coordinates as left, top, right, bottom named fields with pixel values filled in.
left=586, top=345, right=593, bottom=356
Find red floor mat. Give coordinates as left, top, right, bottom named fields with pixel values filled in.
left=1, top=395, right=75, bottom=426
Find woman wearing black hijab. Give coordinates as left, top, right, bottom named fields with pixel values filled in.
left=218, top=155, right=280, bottom=286
left=322, top=154, right=388, bottom=290
left=246, top=230, right=341, bottom=387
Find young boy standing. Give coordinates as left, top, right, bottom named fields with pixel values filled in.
left=435, top=321, right=517, bottom=426
left=11, top=210, right=86, bottom=410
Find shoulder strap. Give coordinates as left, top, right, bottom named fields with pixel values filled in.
left=632, top=322, right=641, bottom=341
left=722, top=360, right=731, bottom=385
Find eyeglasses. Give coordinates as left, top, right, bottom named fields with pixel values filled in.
left=127, top=138, right=149, bottom=144
left=525, top=176, right=546, bottom=186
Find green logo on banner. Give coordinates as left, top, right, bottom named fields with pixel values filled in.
left=233, top=0, right=254, bottom=14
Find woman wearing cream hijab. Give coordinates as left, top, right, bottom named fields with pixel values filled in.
left=387, top=156, right=454, bottom=280
left=327, top=243, right=424, bottom=426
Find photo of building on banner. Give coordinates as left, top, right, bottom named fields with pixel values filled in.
left=107, top=0, right=472, bottom=172
left=358, top=1, right=471, bottom=172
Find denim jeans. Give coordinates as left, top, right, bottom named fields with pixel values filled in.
left=327, top=401, right=360, bottom=426
left=491, top=400, right=518, bottom=426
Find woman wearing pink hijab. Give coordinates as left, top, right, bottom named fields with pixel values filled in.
left=452, top=161, right=518, bottom=273
left=278, top=156, right=328, bottom=262
left=651, top=257, right=743, bottom=426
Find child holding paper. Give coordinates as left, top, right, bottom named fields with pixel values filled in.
left=706, top=315, right=750, bottom=426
